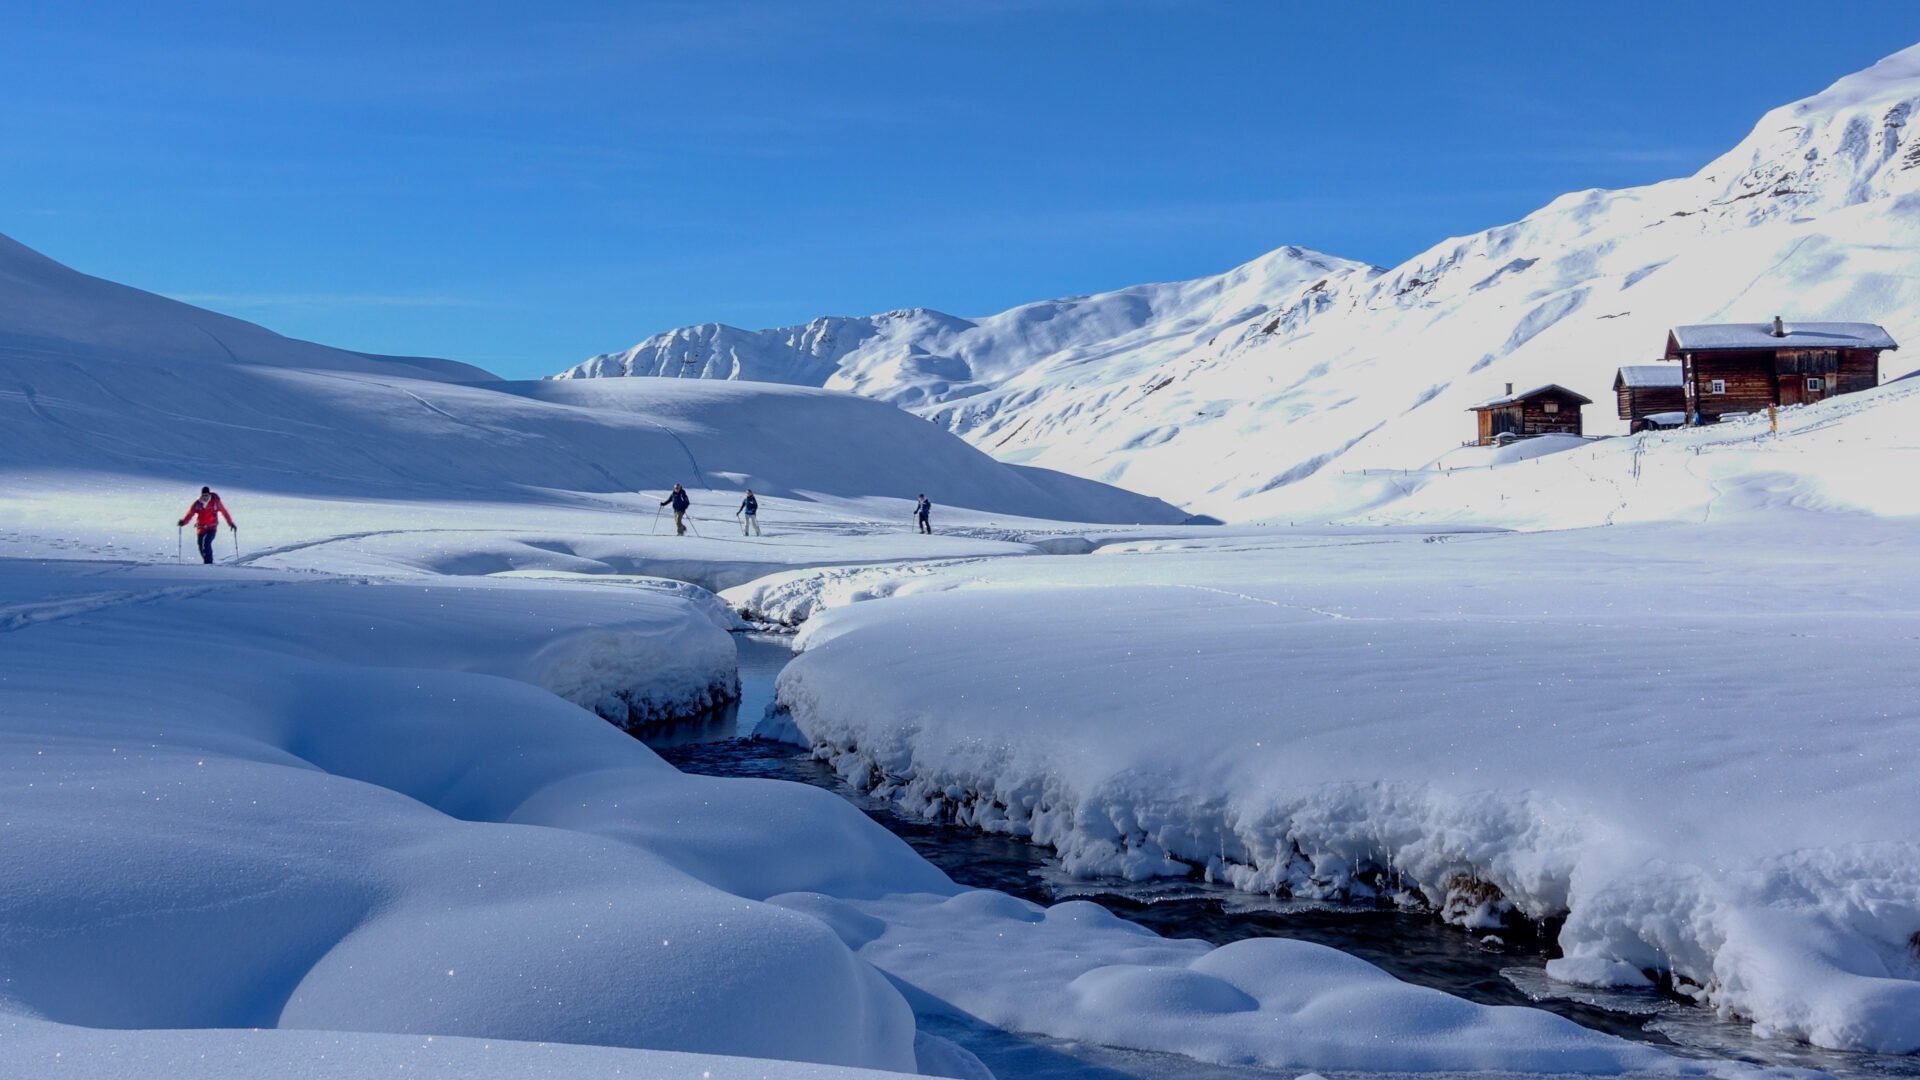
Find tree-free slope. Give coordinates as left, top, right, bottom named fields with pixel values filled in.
left=0, top=231, right=1177, bottom=522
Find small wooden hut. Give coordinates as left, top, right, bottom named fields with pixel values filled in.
left=1613, top=364, right=1685, bottom=432
left=1467, top=383, right=1590, bottom=445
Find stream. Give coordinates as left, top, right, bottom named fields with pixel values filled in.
left=644, top=633, right=1920, bottom=1080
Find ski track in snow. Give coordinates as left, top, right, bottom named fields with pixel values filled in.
left=231, top=528, right=480, bottom=565
left=0, top=586, right=220, bottom=633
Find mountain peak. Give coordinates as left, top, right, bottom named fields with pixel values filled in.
left=1692, top=41, right=1920, bottom=219
left=1790, top=40, right=1920, bottom=117
left=555, top=242, right=1357, bottom=393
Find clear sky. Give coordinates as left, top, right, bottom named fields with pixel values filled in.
left=4, top=2, right=1918, bottom=379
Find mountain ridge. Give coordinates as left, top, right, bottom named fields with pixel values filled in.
left=561, top=42, right=1920, bottom=519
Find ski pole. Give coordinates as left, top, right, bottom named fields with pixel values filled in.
left=177, top=525, right=183, bottom=563
left=651, top=504, right=663, bottom=535
left=232, top=527, right=240, bottom=559
left=683, top=514, right=701, bottom=538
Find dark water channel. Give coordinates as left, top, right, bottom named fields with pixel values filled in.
left=644, top=634, right=1918, bottom=1079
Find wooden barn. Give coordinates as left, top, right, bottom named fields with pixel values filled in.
left=1467, top=383, right=1590, bottom=445
left=1667, top=318, right=1898, bottom=424
left=1613, top=364, right=1685, bottom=432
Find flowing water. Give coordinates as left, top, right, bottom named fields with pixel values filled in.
left=644, top=633, right=1919, bottom=1079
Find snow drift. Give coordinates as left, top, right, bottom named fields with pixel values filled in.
left=759, top=522, right=1920, bottom=1054
left=0, top=562, right=932, bottom=1072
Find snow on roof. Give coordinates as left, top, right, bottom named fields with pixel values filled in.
left=1467, top=383, right=1594, bottom=410
left=1615, top=365, right=1683, bottom=389
left=1669, top=322, right=1898, bottom=352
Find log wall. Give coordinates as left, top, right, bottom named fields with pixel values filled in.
left=1617, top=385, right=1684, bottom=422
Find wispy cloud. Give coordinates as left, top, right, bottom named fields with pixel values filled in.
left=167, top=292, right=492, bottom=310
left=1485, top=144, right=1716, bottom=169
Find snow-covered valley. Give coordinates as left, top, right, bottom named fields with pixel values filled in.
left=9, top=33, right=1920, bottom=1080
left=0, top=225, right=1802, bottom=1079
left=8, top=516, right=1784, bottom=1079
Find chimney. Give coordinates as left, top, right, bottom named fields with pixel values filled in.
left=1771, top=315, right=1786, bottom=338
left=1504, top=382, right=1514, bottom=396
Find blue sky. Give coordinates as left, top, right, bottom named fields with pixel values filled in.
left=4, top=2, right=1918, bottom=379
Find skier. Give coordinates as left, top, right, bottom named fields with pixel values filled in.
left=660, top=484, right=692, bottom=536
left=913, top=493, right=932, bottom=535
left=736, top=489, right=761, bottom=536
left=177, top=486, right=236, bottom=564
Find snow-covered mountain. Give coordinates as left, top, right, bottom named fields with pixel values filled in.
left=0, top=230, right=494, bottom=385
left=561, top=244, right=1369, bottom=412
left=0, top=231, right=1177, bottom=523
left=564, top=43, right=1920, bottom=520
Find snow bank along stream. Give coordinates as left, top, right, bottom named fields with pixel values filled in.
left=0, top=563, right=940, bottom=1077
left=2, top=557, right=1739, bottom=1080
left=724, top=522, right=1920, bottom=1059
left=661, top=633, right=1920, bottom=1078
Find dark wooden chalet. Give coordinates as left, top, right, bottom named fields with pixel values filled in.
left=1667, top=318, right=1898, bottom=424
left=1613, top=364, right=1685, bottom=432
left=1467, top=383, right=1590, bottom=445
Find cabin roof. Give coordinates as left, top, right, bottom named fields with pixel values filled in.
left=1614, top=364, right=1683, bottom=389
left=1467, top=383, right=1593, bottom=411
left=1669, top=322, right=1898, bottom=352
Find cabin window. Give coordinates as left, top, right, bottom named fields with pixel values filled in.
left=1543, top=401, right=1559, bottom=414
left=1709, top=379, right=1726, bottom=394
left=1807, top=377, right=1824, bottom=392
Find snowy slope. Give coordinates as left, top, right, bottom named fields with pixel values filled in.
left=0, top=232, right=1177, bottom=522
left=565, top=43, right=1920, bottom=520
left=559, top=246, right=1371, bottom=412
left=0, top=231, right=492, bottom=384
left=1252, top=373, right=1920, bottom=528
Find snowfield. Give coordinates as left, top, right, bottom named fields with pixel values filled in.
left=0, top=560, right=927, bottom=1073
left=0, top=228, right=1773, bottom=1078
left=765, top=518, right=1920, bottom=1055
left=11, top=36, right=1920, bottom=1078
left=0, top=546, right=1761, bottom=1078
left=1254, top=375, right=1920, bottom=528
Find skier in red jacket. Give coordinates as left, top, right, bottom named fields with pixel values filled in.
left=178, top=487, right=236, bottom=564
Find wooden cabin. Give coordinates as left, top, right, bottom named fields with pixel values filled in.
left=1467, top=383, right=1590, bottom=445
left=1613, top=364, right=1685, bottom=432
left=1667, top=318, right=1898, bottom=424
